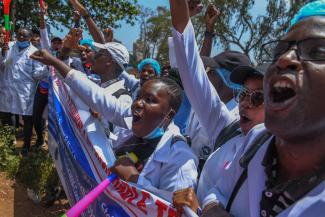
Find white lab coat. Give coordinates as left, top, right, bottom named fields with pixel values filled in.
left=215, top=124, right=325, bottom=217
left=65, top=69, right=133, bottom=147
left=137, top=121, right=198, bottom=200
left=64, top=68, right=198, bottom=199
left=172, top=20, right=237, bottom=156
left=120, top=71, right=140, bottom=99
left=100, top=78, right=133, bottom=148
left=0, top=43, right=48, bottom=115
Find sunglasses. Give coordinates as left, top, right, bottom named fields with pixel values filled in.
left=235, top=88, right=264, bottom=107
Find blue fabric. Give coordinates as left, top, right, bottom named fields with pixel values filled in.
left=17, top=41, right=30, bottom=49
left=137, top=58, right=161, bottom=76
left=143, top=126, right=165, bottom=139
left=80, top=39, right=95, bottom=49
left=39, top=80, right=49, bottom=89
left=289, top=0, right=325, bottom=29
left=216, top=68, right=242, bottom=91
left=174, top=92, right=192, bottom=134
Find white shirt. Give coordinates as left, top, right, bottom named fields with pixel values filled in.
left=172, top=20, right=249, bottom=208
left=65, top=69, right=133, bottom=148
left=120, top=71, right=140, bottom=99
left=212, top=124, right=325, bottom=217
left=0, top=43, right=48, bottom=115
left=137, top=122, right=198, bottom=201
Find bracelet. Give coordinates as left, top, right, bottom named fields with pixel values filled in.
left=204, top=31, right=216, bottom=38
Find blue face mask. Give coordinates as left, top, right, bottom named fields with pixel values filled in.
left=143, top=110, right=172, bottom=139
left=216, top=68, right=242, bottom=91
left=143, top=126, right=165, bottom=139
left=17, top=41, right=30, bottom=49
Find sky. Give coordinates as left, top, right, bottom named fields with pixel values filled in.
left=52, top=0, right=170, bottom=51
left=51, top=0, right=268, bottom=53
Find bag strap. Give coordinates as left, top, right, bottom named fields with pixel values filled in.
left=108, top=88, right=131, bottom=131
left=214, top=120, right=241, bottom=151
left=225, top=131, right=272, bottom=212
left=112, top=88, right=131, bottom=98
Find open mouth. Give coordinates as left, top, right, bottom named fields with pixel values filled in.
left=268, top=78, right=297, bottom=110
left=132, top=109, right=142, bottom=123
left=271, top=81, right=296, bottom=103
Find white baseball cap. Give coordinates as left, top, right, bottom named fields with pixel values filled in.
left=93, top=41, right=129, bottom=70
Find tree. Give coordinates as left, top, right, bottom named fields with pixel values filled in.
left=133, top=6, right=171, bottom=66
left=0, top=0, right=140, bottom=34
left=191, top=0, right=307, bottom=63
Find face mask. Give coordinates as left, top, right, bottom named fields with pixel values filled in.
left=143, top=110, right=172, bottom=139
left=216, top=68, right=242, bottom=91
left=17, top=41, right=30, bottom=49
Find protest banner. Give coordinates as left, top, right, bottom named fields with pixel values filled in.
left=48, top=68, right=179, bottom=217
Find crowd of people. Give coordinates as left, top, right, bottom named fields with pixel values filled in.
left=0, top=0, right=324, bottom=216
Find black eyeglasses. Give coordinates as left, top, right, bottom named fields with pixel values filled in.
left=235, top=88, right=264, bottom=107
left=261, top=37, right=325, bottom=63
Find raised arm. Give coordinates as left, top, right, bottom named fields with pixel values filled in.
left=170, top=0, right=190, bottom=33
left=170, top=0, right=234, bottom=138
left=69, top=0, right=105, bottom=43
left=39, top=2, right=51, bottom=51
left=31, top=49, right=131, bottom=128
left=200, top=4, right=219, bottom=57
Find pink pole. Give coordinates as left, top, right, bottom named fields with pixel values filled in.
left=63, top=173, right=117, bottom=217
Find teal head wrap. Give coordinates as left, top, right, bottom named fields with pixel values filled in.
left=289, top=0, right=325, bottom=29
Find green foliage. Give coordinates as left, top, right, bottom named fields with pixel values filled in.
left=134, top=6, right=171, bottom=66
left=0, top=126, right=20, bottom=178
left=16, top=149, right=56, bottom=196
left=0, top=126, right=61, bottom=199
left=192, top=0, right=307, bottom=63
left=0, top=0, right=140, bottom=33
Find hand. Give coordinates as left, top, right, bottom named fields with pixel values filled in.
left=89, top=108, right=100, bottom=119
left=103, top=28, right=114, bottom=42
left=111, top=156, right=139, bottom=183
left=30, top=49, right=57, bottom=66
left=201, top=202, right=233, bottom=217
left=173, top=187, right=199, bottom=216
left=40, top=1, right=48, bottom=15
left=62, top=28, right=83, bottom=50
left=73, top=10, right=81, bottom=22
left=205, top=4, right=220, bottom=32
left=69, top=0, right=88, bottom=16
left=188, top=0, right=203, bottom=17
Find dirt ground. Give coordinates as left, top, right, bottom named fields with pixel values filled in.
left=0, top=130, right=69, bottom=217
left=0, top=172, right=68, bottom=217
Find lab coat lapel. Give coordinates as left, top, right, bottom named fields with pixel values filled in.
left=140, top=122, right=176, bottom=177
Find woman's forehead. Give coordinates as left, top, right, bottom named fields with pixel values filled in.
left=284, top=16, right=325, bottom=41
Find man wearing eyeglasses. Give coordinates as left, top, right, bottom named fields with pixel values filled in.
left=172, top=0, right=325, bottom=216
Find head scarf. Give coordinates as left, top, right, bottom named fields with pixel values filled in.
left=80, top=39, right=95, bottom=50
left=137, top=58, right=161, bottom=76
left=289, top=0, right=325, bottom=29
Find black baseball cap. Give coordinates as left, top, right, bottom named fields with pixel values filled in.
left=201, top=51, right=251, bottom=72
left=51, top=37, right=62, bottom=43
left=230, top=63, right=270, bottom=85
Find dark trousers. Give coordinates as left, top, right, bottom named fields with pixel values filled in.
left=0, top=112, right=13, bottom=126
left=22, top=115, right=33, bottom=148
left=32, top=86, right=48, bottom=145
